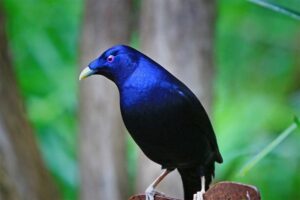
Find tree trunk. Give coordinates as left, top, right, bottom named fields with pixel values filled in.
left=138, top=0, right=216, bottom=198
left=0, top=5, right=60, bottom=200
left=79, top=0, right=131, bottom=200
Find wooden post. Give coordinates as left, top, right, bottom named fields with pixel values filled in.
left=129, top=182, right=261, bottom=200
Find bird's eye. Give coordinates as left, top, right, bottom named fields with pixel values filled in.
left=107, top=55, right=114, bottom=62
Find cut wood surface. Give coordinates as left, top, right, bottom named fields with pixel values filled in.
left=129, top=182, right=261, bottom=200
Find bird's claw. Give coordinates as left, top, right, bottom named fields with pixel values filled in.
left=193, top=190, right=204, bottom=200
left=145, top=186, right=165, bottom=200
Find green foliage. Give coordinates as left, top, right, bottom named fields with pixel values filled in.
left=294, top=116, right=300, bottom=127
left=3, top=0, right=82, bottom=199
left=239, top=121, right=299, bottom=176
left=216, top=0, right=300, bottom=199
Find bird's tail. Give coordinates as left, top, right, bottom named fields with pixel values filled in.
left=178, top=163, right=214, bottom=200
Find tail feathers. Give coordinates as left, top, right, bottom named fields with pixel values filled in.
left=178, top=163, right=214, bottom=200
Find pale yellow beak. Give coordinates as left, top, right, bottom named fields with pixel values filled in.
left=79, top=67, right=95, bottom=80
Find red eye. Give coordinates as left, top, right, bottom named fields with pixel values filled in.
left=107, top=55, right=114, bottom=62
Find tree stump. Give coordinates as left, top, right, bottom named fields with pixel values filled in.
left=128, top=181, right=261, bottom=200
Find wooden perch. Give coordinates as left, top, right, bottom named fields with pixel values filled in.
left=129, top=194, right=180, bottom=200
left=129, top=181, right=261, bottom=200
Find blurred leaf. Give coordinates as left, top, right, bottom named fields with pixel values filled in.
left=294, top=116, right=300, bottom=127
left=239, top=121, right=298, bottom=176
left=3, top=0, right=82, bottom=199
left=249, top=0, right=300, bottom=20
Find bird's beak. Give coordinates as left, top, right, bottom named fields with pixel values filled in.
left=79, top=67, right=95, bottom=80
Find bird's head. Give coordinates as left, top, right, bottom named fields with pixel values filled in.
left=79, top=45, right=139, bottom=85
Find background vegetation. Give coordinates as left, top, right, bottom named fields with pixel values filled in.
left=2, top=0, right=300, bottom=199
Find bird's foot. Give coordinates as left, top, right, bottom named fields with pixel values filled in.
left=193, top=190, right=205, bottom=200
left=145, top=186, right=165, bottom=200
left=193, top=176, right=206, bottom=200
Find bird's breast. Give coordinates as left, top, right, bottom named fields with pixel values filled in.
left=119, top=85, right=214, bottom=168
left=120, top=87, right=168, bottom=127
left=119, top=85, right=188, bottom=142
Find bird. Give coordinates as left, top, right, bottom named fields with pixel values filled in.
left=79, top=45, right=223, bottom=200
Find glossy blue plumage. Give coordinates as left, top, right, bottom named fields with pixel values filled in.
left=86, top=45, right=223, bottom=200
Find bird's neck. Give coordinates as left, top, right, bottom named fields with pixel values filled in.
left=120, top=66, right=161, bottom=91
left=118, top=66, right=163, bottom=110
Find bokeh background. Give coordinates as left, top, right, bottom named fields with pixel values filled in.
left=1, top=0, right=300, bottom=200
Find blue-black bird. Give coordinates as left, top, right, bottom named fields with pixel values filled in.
left=79, top=45, right=223, bottom=200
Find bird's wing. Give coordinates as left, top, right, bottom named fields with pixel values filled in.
left=161, top=80, right=223, bottom=163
